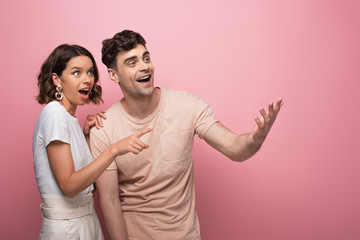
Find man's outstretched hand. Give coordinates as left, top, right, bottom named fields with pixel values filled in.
left=250, top=98, right=283, bottom=145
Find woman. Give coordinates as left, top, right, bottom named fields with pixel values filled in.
left=33, top=44, right=150, bottom=239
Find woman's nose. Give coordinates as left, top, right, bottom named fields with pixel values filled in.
left=83, top=74, right=92, bottom=84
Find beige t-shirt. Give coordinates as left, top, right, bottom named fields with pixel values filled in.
left=90, top=88, right=218, bottom=240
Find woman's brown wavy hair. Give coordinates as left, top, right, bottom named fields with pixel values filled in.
left=36, top=44, right=103, bottom=104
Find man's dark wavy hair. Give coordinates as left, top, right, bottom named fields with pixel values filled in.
left=101, top=30, right=146, bottom=70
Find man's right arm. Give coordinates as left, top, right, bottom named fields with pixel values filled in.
left=96, top=170, right=129, bottom=240
left=90, top=125, right=152, bottom=239
left=89, top=126, right=128, bottom=240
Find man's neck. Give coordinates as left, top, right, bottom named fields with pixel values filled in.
left=121, top=87, right=161, bottom=119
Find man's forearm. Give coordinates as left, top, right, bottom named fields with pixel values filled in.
left=99, top=197, right=129, bottom=240
left=204, top=122, right=262, bottom=162
left=227, top=133, right=262, bottom=162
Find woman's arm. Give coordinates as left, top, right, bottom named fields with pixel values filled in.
left=47, top=128, right=152, bottom=198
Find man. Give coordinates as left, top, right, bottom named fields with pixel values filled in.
left=90, top=30, right=283, bottom=240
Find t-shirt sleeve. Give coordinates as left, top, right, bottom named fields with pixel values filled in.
left=89, top=126, right=117, bottom=170
left=41, top=104, right=70, bottom=147
left=194, top=97, right=219, bottom=139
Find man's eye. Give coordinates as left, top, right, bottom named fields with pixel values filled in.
left=144, top=57, right=150, bottom=63
left=128, top=61, right=136, bottom=66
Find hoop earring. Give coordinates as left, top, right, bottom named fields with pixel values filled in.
left=55, top=85, right=63, bottom=101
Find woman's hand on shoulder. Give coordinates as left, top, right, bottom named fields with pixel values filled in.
left=83, top=111, right=106, bottom=136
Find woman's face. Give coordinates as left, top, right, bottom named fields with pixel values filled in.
left=53, top=55, right=95, bottom=115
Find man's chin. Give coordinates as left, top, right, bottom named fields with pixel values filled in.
left=136, top=87, right=154, bottom=97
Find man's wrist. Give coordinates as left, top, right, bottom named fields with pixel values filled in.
left=248, top=132, right=263, bottom=148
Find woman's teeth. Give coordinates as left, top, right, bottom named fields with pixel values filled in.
left=78, top=89, right=89, bottom=95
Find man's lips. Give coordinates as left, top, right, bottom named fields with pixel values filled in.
left=136, top=75, right=151, bottom=83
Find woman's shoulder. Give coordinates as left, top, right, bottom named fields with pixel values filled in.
left=39, top=101, right=66, bottom=121
left=43, top=101, right=61, bottom=111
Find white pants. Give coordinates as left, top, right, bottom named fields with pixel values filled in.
left=39, top=193, right=104, bottom=240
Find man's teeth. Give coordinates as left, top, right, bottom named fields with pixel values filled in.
left=137, top=76, right=150, bottom=82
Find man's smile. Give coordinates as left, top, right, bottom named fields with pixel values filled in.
left=136, top=75, right=151, bottom=83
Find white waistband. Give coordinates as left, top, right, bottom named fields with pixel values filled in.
left=40, top=193, right=94, bottom=220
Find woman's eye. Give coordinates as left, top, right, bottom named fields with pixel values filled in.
left=73, top=71, right=80, bottom=76
left=88, top=70, right=94, bottom=75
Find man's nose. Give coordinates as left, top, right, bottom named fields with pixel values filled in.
left=140, top=61, right=150, bottom=71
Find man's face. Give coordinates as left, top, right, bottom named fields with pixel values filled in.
left=110, top=44, right=155, bottom=99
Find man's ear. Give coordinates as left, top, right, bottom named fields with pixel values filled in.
left=108, top=68, right=120, bottom=84
left=52, top=73, right=61, bottom=86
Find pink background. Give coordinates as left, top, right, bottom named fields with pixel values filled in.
left=1, top=0, right=359, bottom=239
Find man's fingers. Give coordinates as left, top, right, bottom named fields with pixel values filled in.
left=254, top=116, right=264, bottom=128
left=274, top=98, right=283, bottom=112
left=268, top=102, right=274, bottom=119
left=259, top=107, right=271, bottom=123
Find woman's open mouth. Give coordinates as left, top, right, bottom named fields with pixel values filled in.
left=78, top=89, right=90, bottom=96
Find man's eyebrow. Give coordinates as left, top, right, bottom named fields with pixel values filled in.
left=123, top=56, right=138, bottom=64
left=123, top=51, right=150, bottom=64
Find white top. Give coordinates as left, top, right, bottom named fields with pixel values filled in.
left=33, top=101, right=94, bottom=195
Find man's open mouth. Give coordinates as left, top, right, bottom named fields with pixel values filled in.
left=137, top=75, right=151, bottom=83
